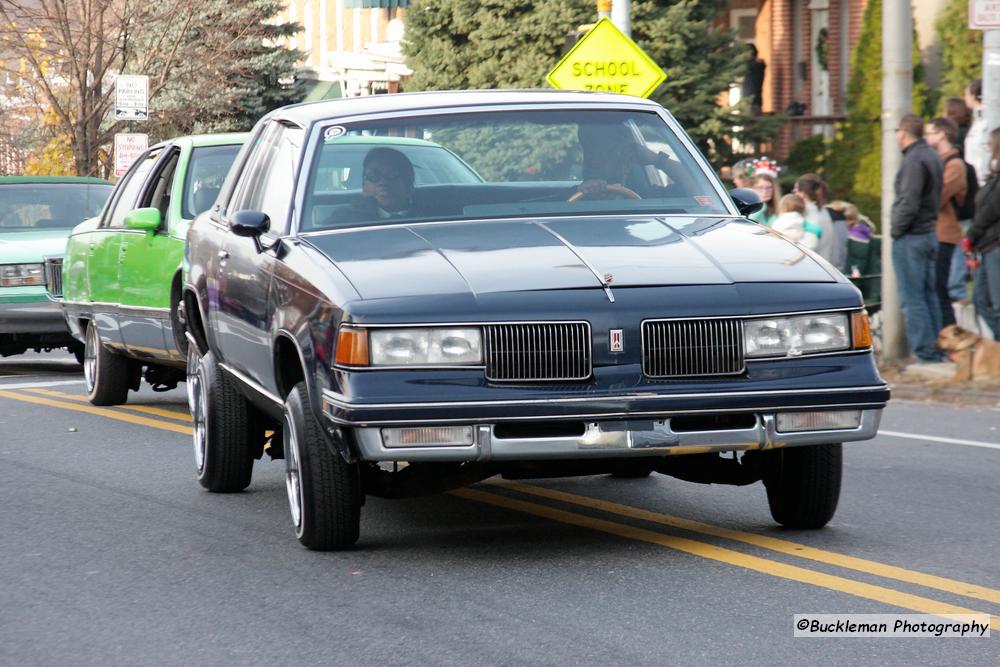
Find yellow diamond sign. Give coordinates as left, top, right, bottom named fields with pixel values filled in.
left=546, top=18, right=666, bottom=98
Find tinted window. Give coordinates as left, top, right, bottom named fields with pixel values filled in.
left=0, top=183, right=113, bottom=231
left=238, top=125, right=303, bottom=235
left=301, top=109, right=727, bottom=232
left=182, top=144, right=243, bottom=218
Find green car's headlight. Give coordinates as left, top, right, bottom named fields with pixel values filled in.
left=368, top=327, right=483, bottom=366
left=1, top=263, right=45, bottom=288
left=744, top=313, right=850, bottom=358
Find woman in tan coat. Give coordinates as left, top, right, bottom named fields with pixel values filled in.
left=925, top=117, right=968, bottom=328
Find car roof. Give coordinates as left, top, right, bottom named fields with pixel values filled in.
left=322, top=136, right=446, bottom=148
left=275, top=89, right=664, bottom=127
left=0, top=175, right=112, bottom=185
left=151, top=132, right=250, bottom=150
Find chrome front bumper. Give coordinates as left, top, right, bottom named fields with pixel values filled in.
left=350, top=409, right=882, bottom=462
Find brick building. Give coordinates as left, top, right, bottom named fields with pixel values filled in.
left=278, top=0, right=412, bottom=100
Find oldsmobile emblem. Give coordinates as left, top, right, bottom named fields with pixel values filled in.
left=609, top=329, right=624, bottom=353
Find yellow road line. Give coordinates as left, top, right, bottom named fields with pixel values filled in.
left=491, top=479, right=1000, bottom=607
left=26, top=388, right=193, bottom=423
left=454, top=487, right=1000, bottom=630
left=0, top=390, right=191, bottom=435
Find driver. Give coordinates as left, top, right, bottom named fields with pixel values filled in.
left=574, top=123, right=695, bottom=200
left=359, top=147, right=415, bottom=218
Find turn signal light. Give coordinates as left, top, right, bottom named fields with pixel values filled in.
left=335, top=328, right=369, bottom=366
left=851, top=311, right=872, bottom=349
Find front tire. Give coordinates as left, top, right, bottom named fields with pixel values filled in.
left=284, top=382, right=361, bottom=551
left=84, top=320, right=132, bottom=406
left=764, top=444, right=842, bottom=529
left=191, top=350, right=254, bottom=492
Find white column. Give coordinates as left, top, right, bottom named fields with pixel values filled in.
left=336, top=0, right=344, bottom=52
left=320, top=0, right=328, bottom=68
left=880, top=0, right=913, bottom=361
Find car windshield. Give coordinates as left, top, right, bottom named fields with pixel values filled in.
left=183, top=144, right=243, bottom=219
left=0, top=183, right=113, bottom=231
left=300, top=109, right=729, bottom=232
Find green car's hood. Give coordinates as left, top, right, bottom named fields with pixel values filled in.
left=0, top=229, right=71, bottom=263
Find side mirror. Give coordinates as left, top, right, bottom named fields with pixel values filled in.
left=231, top=210, right=270, bottom=238
left=729, top=188, right=763, bottom=217
left=124, top=207, right=161, bottom=232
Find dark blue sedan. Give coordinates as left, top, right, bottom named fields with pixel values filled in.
left=183, top=90, right=888, bottom=550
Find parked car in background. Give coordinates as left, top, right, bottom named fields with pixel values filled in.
left=61, top=134, right=246, bottom=404
left=1, top=176, right=113, bottom=361
left=184, top=91, right=888, bottom=551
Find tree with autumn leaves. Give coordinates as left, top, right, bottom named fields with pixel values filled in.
left=0, top=0, right=301, bottom=177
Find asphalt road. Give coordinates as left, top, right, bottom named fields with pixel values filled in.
left=1, top=351, right=997, bottom=666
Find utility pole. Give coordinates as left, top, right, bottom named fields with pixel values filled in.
left=880, top=0, right=911, bottom=362
left=612, top=0, right=631, bottom=38
left=981, top=29, right=1000, bottom=134
left=597, top=0, right=611, bottom=20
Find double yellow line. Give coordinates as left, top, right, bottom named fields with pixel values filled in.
left=3, top=386, right=998, bottom=628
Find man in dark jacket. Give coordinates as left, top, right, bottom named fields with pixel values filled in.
left=968, top=135, right=1000, bottom=337
left=890, top=114, right=944, bottom=362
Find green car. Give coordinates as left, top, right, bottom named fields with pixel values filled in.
left=1, top=176, right=113, bottom=360
left=62, top=133, right=246, bottom=405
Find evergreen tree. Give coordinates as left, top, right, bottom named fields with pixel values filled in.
left=403, top=0, right=753, bottom=162
left=824, top=0, right=929, bottom=227
left=149, top=1, right=304, bottom=137
left=935, top=0, right=981, bottom=100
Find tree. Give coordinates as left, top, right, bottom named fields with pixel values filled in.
left=402, top=0, right=755, bottom=163
left=935, top=0, right=981, bottom=100
left=824, top=0, right=930, bottom=227
left=0, top=0, right=301, bottom=177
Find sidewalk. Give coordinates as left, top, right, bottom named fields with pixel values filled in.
left=881, top=362, right=1000, bottom=408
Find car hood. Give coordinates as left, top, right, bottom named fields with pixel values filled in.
left=0, top=229, right=71, bottom=263
left=304, top=216, right=838, bottom=301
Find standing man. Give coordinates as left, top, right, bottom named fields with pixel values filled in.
left=924, top=117, right=967, bottom=328
left=891, top=114, right=944, bottom=363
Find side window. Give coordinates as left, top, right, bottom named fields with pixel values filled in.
left=105, top=149, right=162, bottom=229
left=228, top=123, right=280, bottom=217
left=140, top=149, right=180, bottom=223
left=231, top=123, right=303, bottom=235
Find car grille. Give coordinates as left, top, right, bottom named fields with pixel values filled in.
left=44, top=257, right=63, bottom=298
left=483, top=322, right=591, bottom=382
left=642, top=318, right=745, bottom=378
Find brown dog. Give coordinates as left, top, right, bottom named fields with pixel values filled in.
left=936, top=324, right=1000, bottom=382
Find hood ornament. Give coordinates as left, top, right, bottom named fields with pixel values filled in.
left=604, top=273, right=614, bottom=285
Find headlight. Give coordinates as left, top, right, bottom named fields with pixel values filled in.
left=744, top=313, right=849, bottom=358
left=0, top=263, right=45, bottom=287
left=337, top=327, right=483, bottom=367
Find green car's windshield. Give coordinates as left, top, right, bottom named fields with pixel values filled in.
left=182, top=144, right=243, bottom=219
left=0, top=183, right=113, bottom=231
left=300, top=109, right=728, bottom=232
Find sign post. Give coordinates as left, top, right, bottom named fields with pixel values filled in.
left=971, top=1, right=1000, bottom=141
left=546, top=18, right=665, bottom=98
left=114, top=133, right=148, bottom=177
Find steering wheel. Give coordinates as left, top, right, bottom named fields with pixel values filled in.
left=567, top=183, right=641, bottom=203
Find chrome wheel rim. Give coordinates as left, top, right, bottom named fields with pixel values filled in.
left=192, top=364, right=207, bottom=474
left=185, top=345, right=200, bottom=414
left=83, top=324, right=98, bottom=393
left=283, top=413, right=303, bottom=533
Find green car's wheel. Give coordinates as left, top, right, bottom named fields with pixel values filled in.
left=284, top=381, right=361, bottom=551
left=84, top=320, right=132, bottom=406
left=764, top=444, right=842, bottom=529
left=191, top=350, right=254, bottom=493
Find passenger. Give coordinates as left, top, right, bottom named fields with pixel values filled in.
left=772, top=194, right=809, bottom=246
